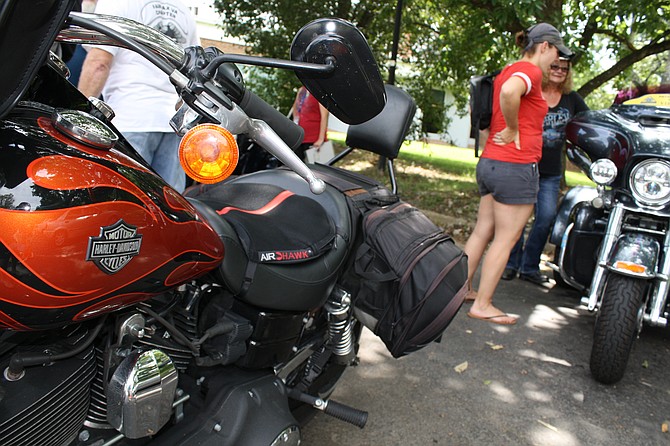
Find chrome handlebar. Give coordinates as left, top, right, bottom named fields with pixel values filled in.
left=58, top=13, right=325, bottom=194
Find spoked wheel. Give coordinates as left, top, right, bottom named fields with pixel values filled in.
left=589, top=274, right=647, bottom=384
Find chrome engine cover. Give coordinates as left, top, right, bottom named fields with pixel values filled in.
left=107, top=349, right=178, bottom=439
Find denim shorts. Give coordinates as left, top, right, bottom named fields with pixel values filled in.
left=476, top=158, right=539, bottom=205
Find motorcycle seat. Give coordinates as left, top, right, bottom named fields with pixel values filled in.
left=186, top=169, right=352, bottom=311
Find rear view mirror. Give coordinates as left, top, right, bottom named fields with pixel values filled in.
left=291, top=18, right=386, bottom=125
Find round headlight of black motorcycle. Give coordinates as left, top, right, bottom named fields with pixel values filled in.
left=630, top=159, right=670, bottom=206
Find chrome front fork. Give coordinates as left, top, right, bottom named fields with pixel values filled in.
left=647, top=227, right=670, bottom=326
left=583, top=203, right=669, bottom=327
left=583, top=203, right=625, bottom=310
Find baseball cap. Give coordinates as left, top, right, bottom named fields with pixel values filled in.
left=527, top=23, right=573, bottom=58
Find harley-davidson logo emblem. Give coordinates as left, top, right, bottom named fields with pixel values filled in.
left=86, top=220, right=143, bottom=274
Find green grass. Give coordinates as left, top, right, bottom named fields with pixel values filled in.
left=328, top=131, right=594, bottom=239
left=329, top=131, right=593, bottom=189
left=398, top=140, right=594, bottom=187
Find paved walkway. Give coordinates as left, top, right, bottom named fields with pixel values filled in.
left=302, top=274, right=670, bottom=445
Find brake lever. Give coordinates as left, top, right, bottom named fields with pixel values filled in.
left=244, top=116, right=326, bottom=195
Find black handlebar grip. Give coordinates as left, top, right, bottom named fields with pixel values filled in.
left=239, top=90, right=304, bottom=150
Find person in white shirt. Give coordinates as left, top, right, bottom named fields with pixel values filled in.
left=78, top=0, right=199, bottom=192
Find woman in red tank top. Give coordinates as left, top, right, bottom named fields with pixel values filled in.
left=464, top=23, right=573, bottom=325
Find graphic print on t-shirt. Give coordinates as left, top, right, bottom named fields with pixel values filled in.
left=543, top=106, right=572, bottom=146
left=142, top=2, right=189, bottom=45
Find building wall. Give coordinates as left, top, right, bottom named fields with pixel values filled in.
left=439, top=91, right=471, bottom=148
left=184, top=0, right=246, bottom=47
left=200, top=38, right=247, bottom=55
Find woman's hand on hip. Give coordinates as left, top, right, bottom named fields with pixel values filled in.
left=493, top=127, right=521, bottom=150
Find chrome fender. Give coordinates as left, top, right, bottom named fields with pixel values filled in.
left=607, top=233, right=659, bottom=279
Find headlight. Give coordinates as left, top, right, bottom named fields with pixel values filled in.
left=589, top=159, right=617, bottom=185
left=630, top=159, right=670, bottom=206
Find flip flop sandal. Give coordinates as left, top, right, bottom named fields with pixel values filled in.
left=467, top=312, right=518, bottom=325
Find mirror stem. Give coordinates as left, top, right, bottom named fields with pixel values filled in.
left=203, top=54, right=335, bottom=78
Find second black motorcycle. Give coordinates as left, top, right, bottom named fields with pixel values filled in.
left=548, top=86, right=670, bottom=384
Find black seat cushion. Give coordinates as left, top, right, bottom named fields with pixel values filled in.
left=186, top=174, right=351, bottom=311
left=198, top=183, right=335, bottom=264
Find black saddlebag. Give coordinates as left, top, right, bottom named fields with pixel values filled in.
left=348, top=201, right=468, bottom=358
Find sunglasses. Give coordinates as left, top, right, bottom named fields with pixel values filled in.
left=550, top=64, right=570, bottom=73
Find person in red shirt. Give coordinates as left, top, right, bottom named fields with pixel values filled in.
left=504, top=59, right=589, bottom=285
left=291, top=86, right=329, bottom=161
left=464, top=23, right=573, bottom=325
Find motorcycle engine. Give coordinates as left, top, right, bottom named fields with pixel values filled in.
left=0, top=325, right=97, bottom=446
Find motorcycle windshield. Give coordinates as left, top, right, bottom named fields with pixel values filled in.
left=0, top=0, right=78, bottom=120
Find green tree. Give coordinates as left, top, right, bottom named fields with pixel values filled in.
left=213, top=0, right=670, bottom=123
left=213, top=0, right=398, bottom=113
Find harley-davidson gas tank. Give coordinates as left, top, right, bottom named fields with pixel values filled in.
left=0, top=66, right=224, bottom=330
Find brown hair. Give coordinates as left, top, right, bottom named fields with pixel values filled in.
left=515, top=30, right=536, bottom=55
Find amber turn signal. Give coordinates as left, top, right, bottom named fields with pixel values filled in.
left=613, top=261, right=647, bottom=275
left=179, top=124, right=239, bottom=184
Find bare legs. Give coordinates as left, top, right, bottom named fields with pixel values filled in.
left=464, top=194, right=534, bottom=323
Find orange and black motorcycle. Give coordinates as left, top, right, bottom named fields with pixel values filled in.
left=0, top=1, right=466, bottom=445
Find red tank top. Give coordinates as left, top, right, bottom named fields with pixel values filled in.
left=295, top=88, right=324, bottom=144
left=481, top=61, right=547, bottom=163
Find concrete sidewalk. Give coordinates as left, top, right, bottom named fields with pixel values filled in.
left=301, top=275, right=670, bottom=445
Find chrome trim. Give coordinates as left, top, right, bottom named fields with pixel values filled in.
left=107, top=349, right=178, bottom=439
left=586, top=203, right=626, bottom=311
left=169, top=70, right=190, bottom=90
left=172, top=393, right=190, bottom=407
left=647, top=227, right=670, bottom=327
left=555, top=223, right=588, bottom=291
left=89, top=97, right=115, bottom=120
left=276, top=338, right=320, bottom=381
left=269, top=425, right=301, bottom=446
left=47, top=51, right=70, bottom=78
left=170, top=102, right=203, bottom=136
left=620, top=224, right=666, bottom=237
left=619, top=202, right=670, bottom=219
left=58, top=12, right=184, bottom=66
left=606, top=233, right=659, bottom=279
left=52, top=109, right=118, bottom=149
